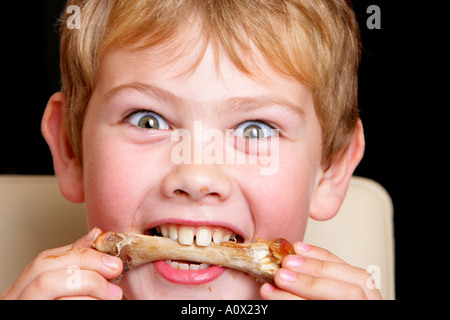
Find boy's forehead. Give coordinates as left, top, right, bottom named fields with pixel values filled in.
left=98, top=41, right=313, bottom=113
left=103, top=34, right=255, bottom=82
left=96, top=5, right=314, bottom=106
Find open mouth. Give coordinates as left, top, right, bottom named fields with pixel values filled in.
left=145, top=223, right=244, bottom=271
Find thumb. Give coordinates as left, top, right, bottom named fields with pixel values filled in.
left=72, top=227, right=103, bottom=250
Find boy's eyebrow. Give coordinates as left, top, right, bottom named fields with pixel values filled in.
left=224, top=96, right=305, bottom=118
left=102, top=82, right=184, bottom=106
left=103, top=82, right=305, bottom=117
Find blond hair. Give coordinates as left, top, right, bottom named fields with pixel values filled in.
left=59, top=0, right=361, bottom=169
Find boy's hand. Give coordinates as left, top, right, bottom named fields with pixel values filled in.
left=0, top=228, right=123, bottom=300
left=260, top=242, right=382, bottom=300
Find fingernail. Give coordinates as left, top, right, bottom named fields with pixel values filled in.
left=109, top=283, right=123, bottom=299
left=279, top=269, right=297, bottom=282
left=285, top=255, right=304, bottom=269
left=262, top=283, right=276, bottom=293
left=103, top=255, right=120, bottom=271
left=295, top=242, right=312, bottom=252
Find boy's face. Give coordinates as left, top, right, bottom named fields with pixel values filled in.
left=80, top=42, right=324, bottom=299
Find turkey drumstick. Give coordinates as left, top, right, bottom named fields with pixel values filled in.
left=93, top=231, right=294, bottom=285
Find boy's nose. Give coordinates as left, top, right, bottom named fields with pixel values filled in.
left=161, top=164, right=232, bottom=202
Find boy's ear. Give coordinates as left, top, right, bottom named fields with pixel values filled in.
left=309, top=119, right=365, bottom=221
left=41, top=92, right=84, bottom=203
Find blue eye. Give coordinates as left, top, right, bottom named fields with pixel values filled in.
left=127, top=111, right=170, bottom=130
left=234, top=121, right=275, bottom=139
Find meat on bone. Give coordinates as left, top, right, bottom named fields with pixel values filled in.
left=93, top=231, right=294, bottom=285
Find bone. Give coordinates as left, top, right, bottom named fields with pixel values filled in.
left=92, top=231, right=294, bottom=285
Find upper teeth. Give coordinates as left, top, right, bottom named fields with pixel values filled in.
left=156, top=224, right=236, bottom=247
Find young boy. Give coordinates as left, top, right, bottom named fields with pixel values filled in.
left=1, top=0, right=381, bottom=299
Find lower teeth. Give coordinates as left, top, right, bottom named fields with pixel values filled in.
left=165, top=259, right=211, bottom=270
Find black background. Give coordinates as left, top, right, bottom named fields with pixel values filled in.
left=0, top=1, right=424, bottom=300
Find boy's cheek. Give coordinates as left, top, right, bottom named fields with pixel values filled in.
left=244, top=167, right=312, bottom=242
left=257, top=195, right=309, bottom=242
left=81, top=147, right=146, bottom=231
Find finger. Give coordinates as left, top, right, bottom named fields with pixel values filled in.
left=283, top=255, right=382, bottom=299
left=5, top=242, right=122, bottom=299
left=37, top=228, right=102, bottom=257
left=293, top=242, right=347, bottom=264
left=18, top=269, right=122, bottom=300
left=283, top=255, right=365, bottom=287
left=274, top=268, right=368, bottom=300
left=35, top=248, right=123, bottom=280
left=260, top=283, right=304, bottom=300
left=71, top=227, right=103, bottom=250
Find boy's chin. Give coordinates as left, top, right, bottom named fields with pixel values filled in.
left=120, top=262, right=261, bottom=299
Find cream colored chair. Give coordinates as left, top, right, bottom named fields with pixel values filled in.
left=304, top=176, right=395, bottom=299
left=0, top=175, right=394, bottom=299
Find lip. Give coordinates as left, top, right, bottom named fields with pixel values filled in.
left=153, top=260, right=226, bottom=284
